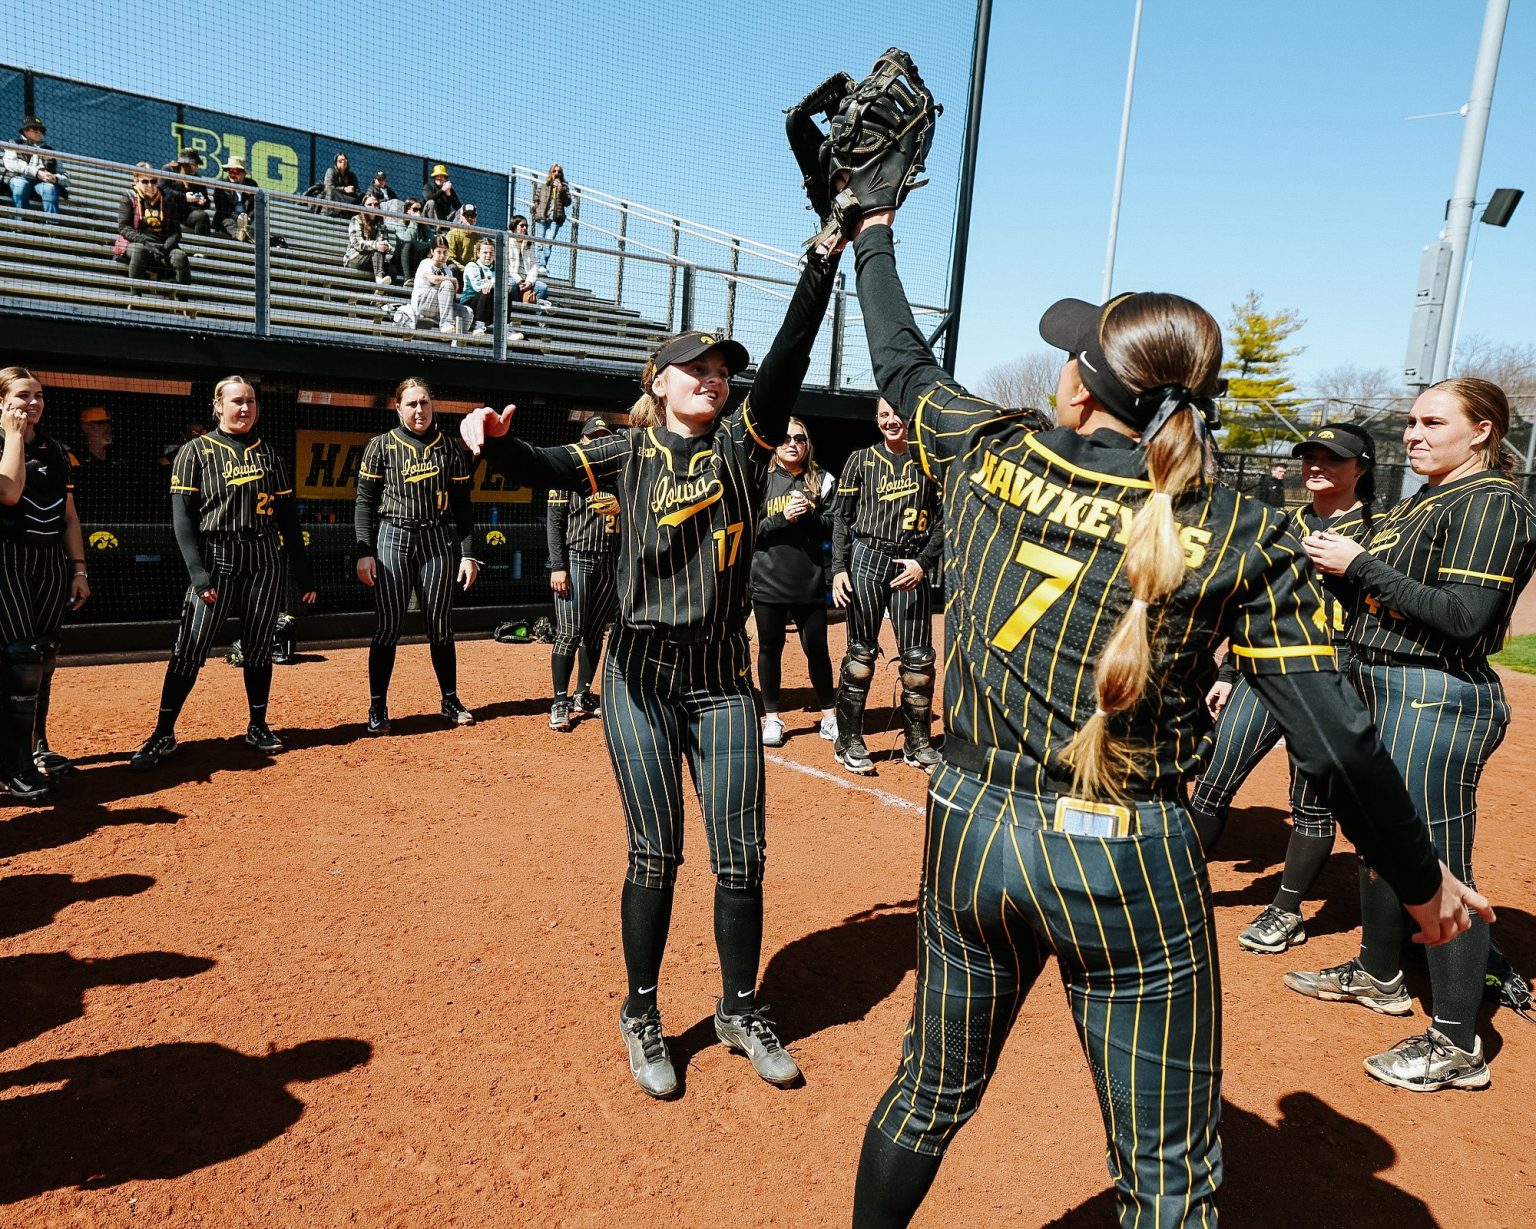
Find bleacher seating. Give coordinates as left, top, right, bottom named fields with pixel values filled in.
left=1, top=160, right=672, bottom=367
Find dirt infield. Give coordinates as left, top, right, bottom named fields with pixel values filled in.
left=4, top=618, right=1535, bottom=1228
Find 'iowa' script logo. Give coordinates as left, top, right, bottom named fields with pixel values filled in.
left=651, top=473, right=723, bottom=527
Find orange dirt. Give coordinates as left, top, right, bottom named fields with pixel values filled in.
left=3, top=617, right=1534, bottom=1228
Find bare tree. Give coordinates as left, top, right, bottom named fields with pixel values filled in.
left=1456, top=336, right=1536, bottom=466
left=978, top=352, right=1058, bottom=419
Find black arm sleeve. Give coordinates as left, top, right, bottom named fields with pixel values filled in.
left=1248, top=670, right=1441, bottom=905
left=850, top=226, right=949, bottom=421
left=451, top=483, right=476, bottom=559
left=737, top=251, right=842, bottom=446
left=274, top=495, right=315, bottom=592
left=916, top=506, right=944, bottom=574
left=479, top=436, right=587, bottom=492
left=1345, top=556, right=1507, bottom=639
left=172, top=491, right=210, bottom=591
left=354, top=474, right=382, bottom=553
left=831, top=503, right=853, bottom=574
left=546, top=494, right=571, bottom=571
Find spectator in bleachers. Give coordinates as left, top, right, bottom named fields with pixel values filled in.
left=459, top=236, right=518, bottom=339
left=422, top=165, right=464, bottom=224
left=446, top=203, right=479, bottom=270
left=323, top=152, right=360, bottom=217
left=509, top=214, right=552, bottom=313
left=412, top=238, right=470, bottom=337
left=212, top=157, right=256, bottom=241
left=162, top=150, right=213, bottom=236
left=4, top=116, right=68, bottom=214
left=390, top=198, right=430, bottom=284
left=370, top=170, right=397, bottom=203
left=115, top=164, right=192, bottom=292
left=530, top=163, right=571, bottom=264
left=344, top=194, right=396, bottom=285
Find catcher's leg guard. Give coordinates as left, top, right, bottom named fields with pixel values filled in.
left=32, top=638, right=72, bottom=777
left=2, top=640, right=50, bottom=798
left=835, top=642, right=878, bottom=775
left=898, top=645, right=940, bottom=771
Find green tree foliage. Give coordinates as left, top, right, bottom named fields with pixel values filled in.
left=1220, top=291, right=1307, bottom=450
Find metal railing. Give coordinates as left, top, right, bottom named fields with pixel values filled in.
left=2, top=145, right=944, bottom=391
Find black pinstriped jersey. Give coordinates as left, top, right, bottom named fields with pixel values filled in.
left=907, top=394, right=1335, bottom=790
left=1346, top=471, right=1536, bottom=665
left=357, top=427, right=473, bottom=526
left=481, top=251, right=839, bottom=639
left=0, top=434, right=76, bottom=545
left=170, top=430, right=294, bottom=535
left=831, top=443, right=940, bottom=570
left=548, top=487, right=621, bottom=565
left=1295, top=505, right=1370, bottom=644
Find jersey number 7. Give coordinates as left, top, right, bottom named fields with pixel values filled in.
left=992, top=541, right=1085, bottom=652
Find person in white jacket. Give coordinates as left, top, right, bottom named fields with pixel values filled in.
left=508, top=215, right=552, bottom=312
left=411, top=238, right=470, bottom=336
left=5, top=117, right=67, bottom=215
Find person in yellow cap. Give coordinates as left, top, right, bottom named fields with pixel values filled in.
left=422, top=164, right=464, bottom=224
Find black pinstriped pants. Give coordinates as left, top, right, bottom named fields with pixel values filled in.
left=0, top=541, right=69, bottom=646
left=869, top=763, right=1220, bottom=1227
left=168, top=535, right=285, bottom=675
left=371, top=520, right=459, bottom=647
left=602, top=626, right=765, bottom=891
left=845, top=539, right=932, bottom=653
left=1189, top=672, right=1334, bottom=840
left=552, top=549, right=619, bottom=657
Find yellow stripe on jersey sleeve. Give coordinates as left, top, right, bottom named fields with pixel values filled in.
left=170, top=483, right=198, bottom=493
left=358, top=469, right=383, bottom=480
left=1438, top=565, right=1515, bottom=584
left=570, top=442, right=599, bottom=496
left=739, top=402, right=771, bottom=451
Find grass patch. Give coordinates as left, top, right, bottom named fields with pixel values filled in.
left=1492, top=634, right=1536, bottom=675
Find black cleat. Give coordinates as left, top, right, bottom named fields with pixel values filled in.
left=572, top=690, right=602, bottom=719
left=32, top=738, right=74, bottom=777
left=245, top=723, right=284, bottom=754
left=835, top=737, right=876, bottom=776
left=549, top=698, right=573, bottom=732
left=3, top=764, right=52, bottom=801
left=366, top=704, right=391, bottom=736
left=440, top=694, right=474, bottom=725
left=131, top=732, right=177, bottom=771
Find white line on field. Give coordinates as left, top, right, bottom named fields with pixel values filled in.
left=764, top=752, right=926, bottom=813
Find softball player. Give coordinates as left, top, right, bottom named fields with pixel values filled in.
left=1191, top=423, right=1377, bottom=953
left=460, top=248, right=841, bottom=1099
left=355, top=378, right=479, bottom=734
left=753, top=415, right=836, bottom=746
left=0, top=367, right=89, bottom=800
left=546, top=416, right=620, bottom=733
left=830, top=398, right=943, bottom=774
left=841, top=213, right=1489, bottom=1229
left=131, top=376, right=316, bottom=769
left=1287, top=377, right=1535, bottom=1092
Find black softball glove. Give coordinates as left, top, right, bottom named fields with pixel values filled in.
left=804, top=48, right=941, bottom=250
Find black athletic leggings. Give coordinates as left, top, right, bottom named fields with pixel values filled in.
left=753, top=600, right=833, bottom=713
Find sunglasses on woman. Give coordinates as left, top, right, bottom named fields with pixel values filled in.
left=782, top=433, right=808, bottom=445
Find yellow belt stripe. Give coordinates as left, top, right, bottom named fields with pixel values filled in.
left=1230, top=643, right=1336, bottom=660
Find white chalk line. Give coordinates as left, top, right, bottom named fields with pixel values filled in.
left=763, top=752, right=926, bottom=814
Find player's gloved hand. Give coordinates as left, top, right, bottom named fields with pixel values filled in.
left=1302, top=530, right=1366, bottom=578
left=458, top=558, right=479, bottom=590
left=550, top=568, right=571, bottom=598
left=1205, top=679, right=1233, bottom=717
left=461, top=404, right=516, bottom=456
left=356, top=555, right=377, bottom=586
left=199, top=586, right=218, bottom=606
left=832, top=570, right=853, bottom=607
left=890, top=559, right=925, bottom=590
left=1406, top=863, right=1496, bottom=946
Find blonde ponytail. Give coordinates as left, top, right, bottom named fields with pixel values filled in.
left=629, top=357, right=664, bottom=428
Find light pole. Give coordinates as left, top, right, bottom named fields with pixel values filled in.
left=1101, top=0, right=1145, bottom=302
left=1446, top=187, right=1522, bottom=373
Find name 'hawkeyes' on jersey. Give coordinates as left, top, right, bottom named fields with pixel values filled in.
left=170, top=429, right=295, bottom=534
left=831, top=442, right=940, bottom=568
left=548, top=487, right=622, bottom=561
left=0, top=434, right=76, bottom=544
left=906, top=393, right=1336, bottom=792
left=1346, top=470, right=1536, bottom=665
left=355, top=425, right=476, bottom=553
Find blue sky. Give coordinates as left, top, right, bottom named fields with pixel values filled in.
left=13, top=1, right=1534, bottom=393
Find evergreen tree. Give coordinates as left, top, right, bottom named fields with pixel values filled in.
left=1220, top=291, right=1306, bottom=450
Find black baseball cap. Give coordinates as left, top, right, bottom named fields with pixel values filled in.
left=1038, top=295, right=1142, bottom=427
left=650, top=330, right=750, bottom=377
left=1292, top=423, right=1374, bottom=462
left=580, top=415, right=613, bottom=437
left=20, top=115, right=45, bottom=134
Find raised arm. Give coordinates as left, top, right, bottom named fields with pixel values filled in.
left=462, top=405, right=624, bottom=494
